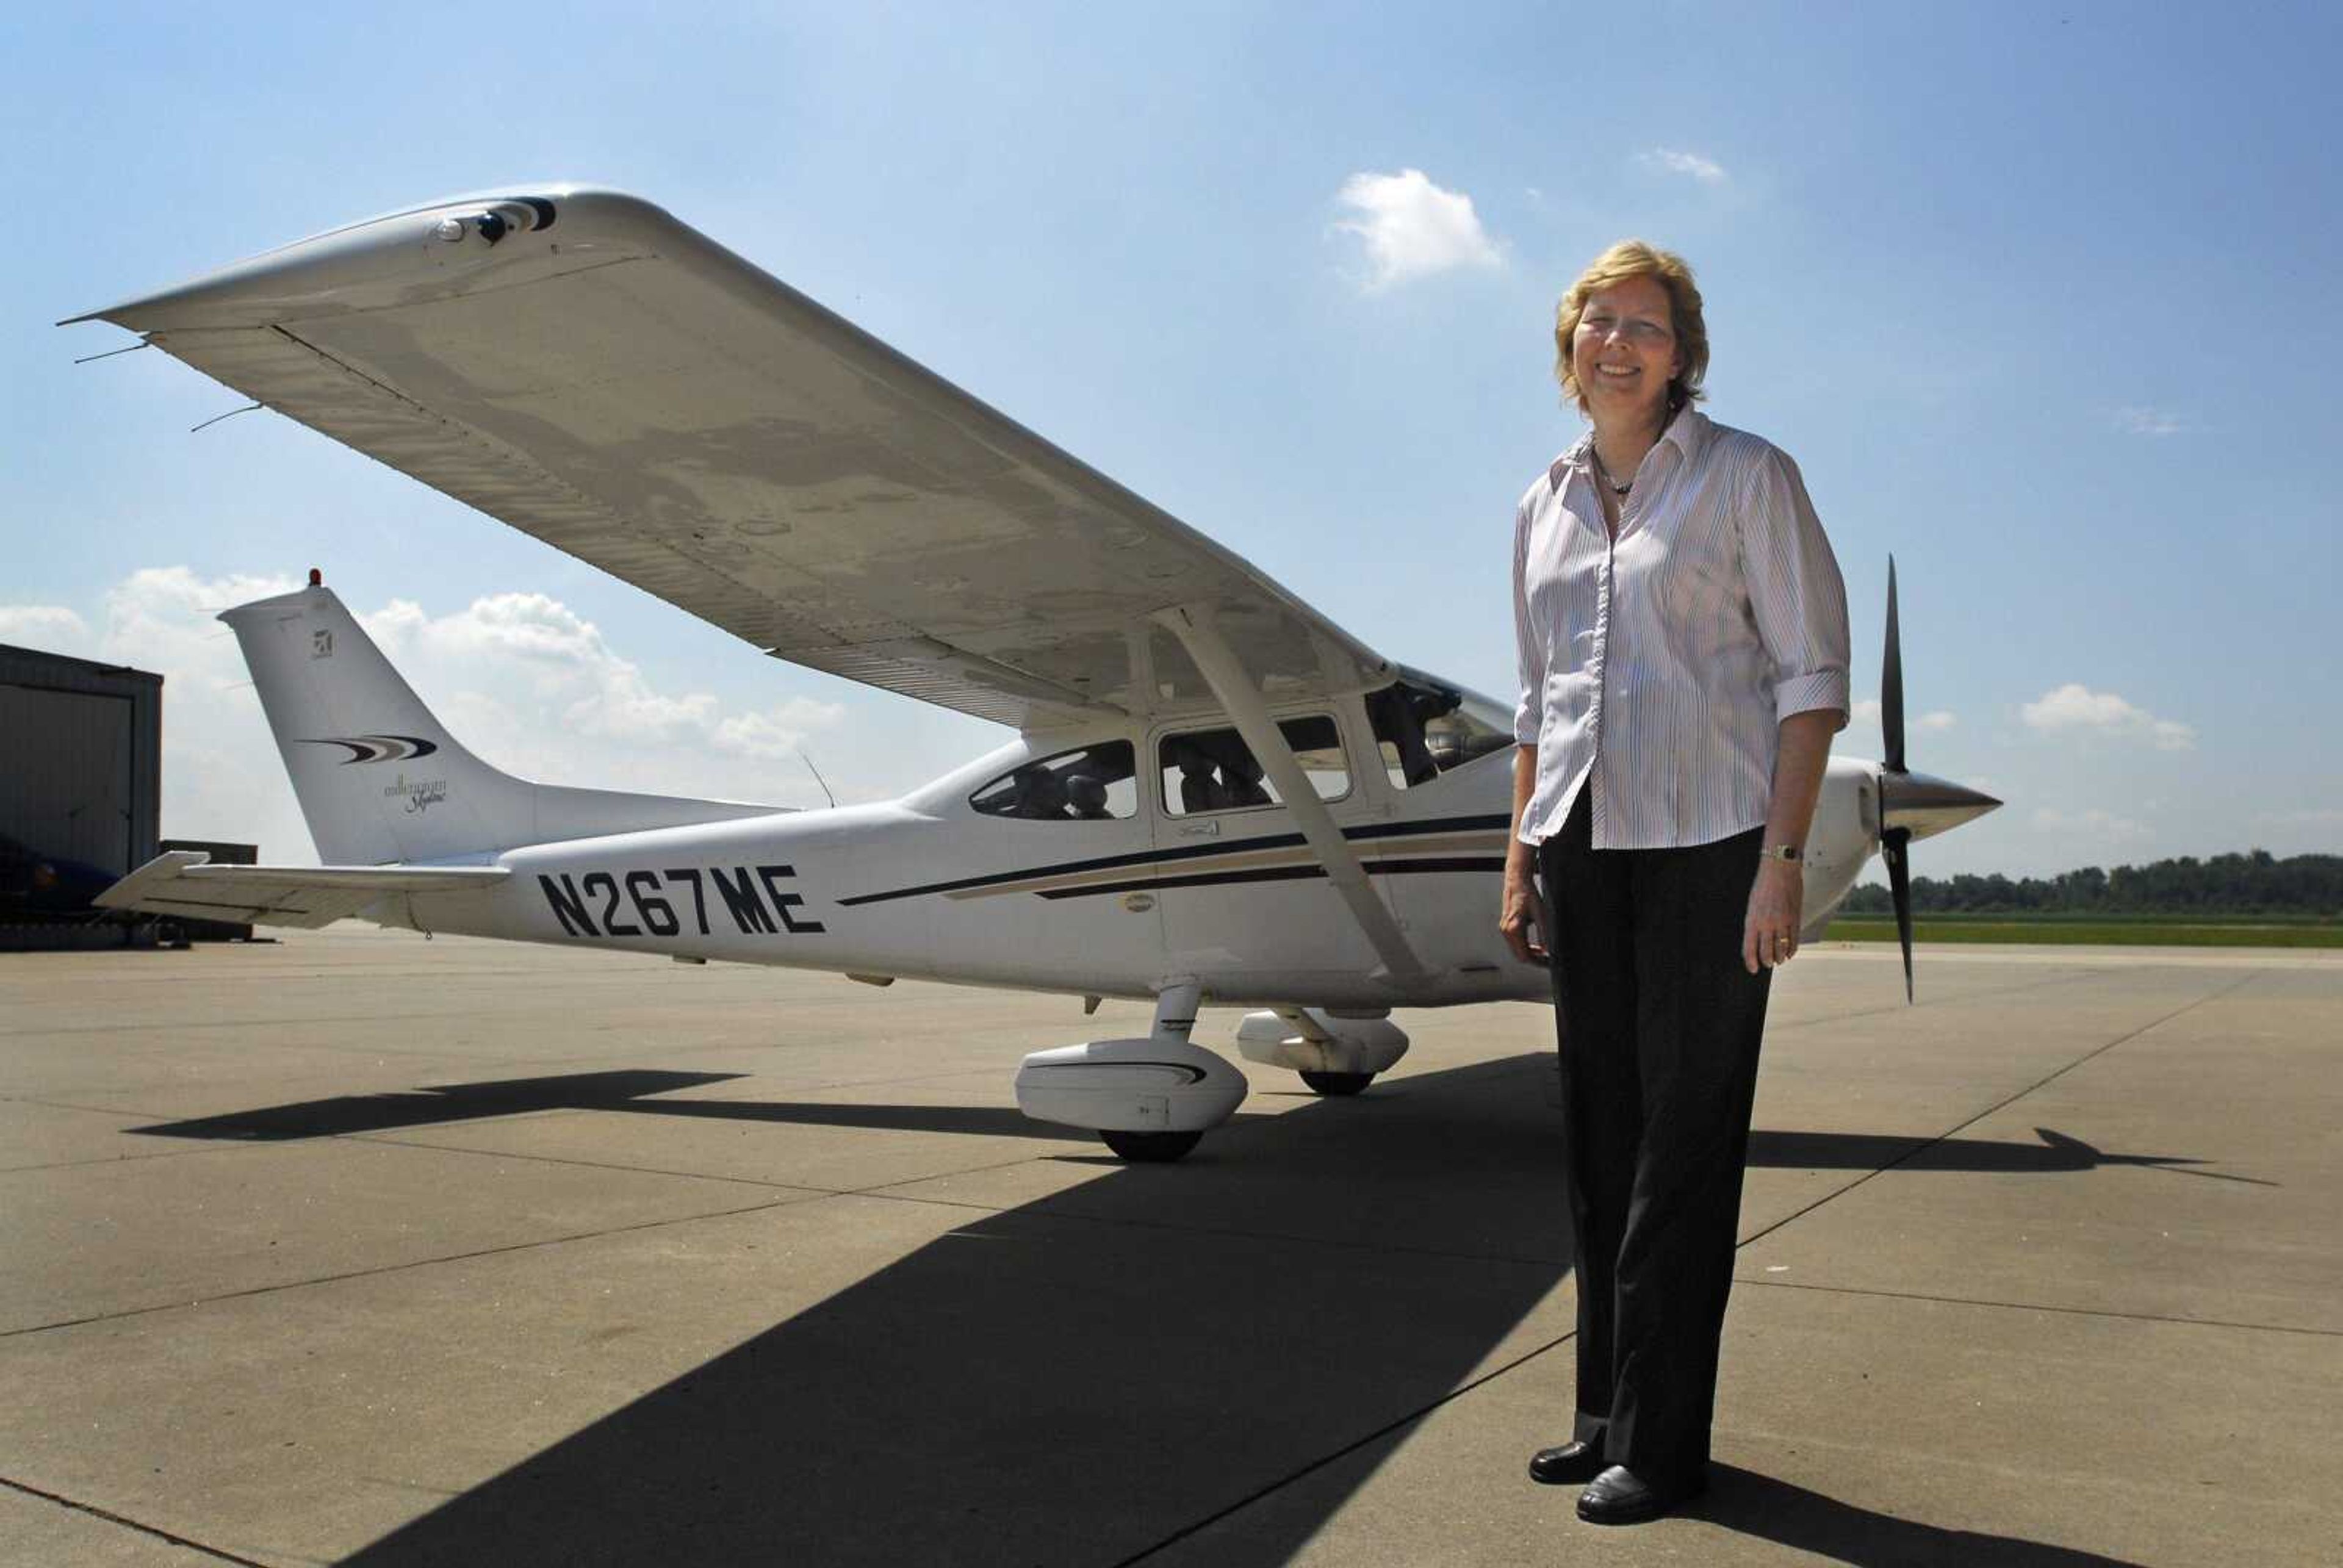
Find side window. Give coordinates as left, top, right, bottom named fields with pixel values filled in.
left=970, top=741, right=1137, bottom=821
left=1159, top=715, right=1349, bottom=816
left=1367, top=680, right=1512, bottom=788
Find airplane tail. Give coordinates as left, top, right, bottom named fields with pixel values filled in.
left=222, top=580, right=786, bottom=865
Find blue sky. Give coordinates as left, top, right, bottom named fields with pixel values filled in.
left=4, top=2, right=2337, bottom=876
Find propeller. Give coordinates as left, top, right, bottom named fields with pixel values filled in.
left=1883, top=823, right=1914, bottom=1002
left=1881, top=558, right=1905, bottom=777
left=1882, top=558, right=1913, bottom=999
left=1872, top=555, right=2000, bottom=1004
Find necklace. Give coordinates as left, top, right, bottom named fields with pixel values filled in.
left=1591, top=406, right=1675, bottom=498
left=1589, top=449, right=1633, bottom=497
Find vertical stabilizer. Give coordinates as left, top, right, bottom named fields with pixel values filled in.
left=223, top=583, right=785, bottom=865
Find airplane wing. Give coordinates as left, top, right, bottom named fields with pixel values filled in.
left=72, top=187, right=1394, bottom=730
left=97, top=852, right=509, bottom=930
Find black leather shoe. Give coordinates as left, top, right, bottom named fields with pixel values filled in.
left=1575, top=1464, right=1704, bottom=1525
left=1527, top=1440, right=1605, bottom=1485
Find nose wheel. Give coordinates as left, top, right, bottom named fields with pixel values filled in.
left=1100, top=1129, right=1204, bottom=1163
left=1298, top=1070, right=1375, bottom=1097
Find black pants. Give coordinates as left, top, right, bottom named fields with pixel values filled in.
left=1536, top=793, right=1771, bottom=1483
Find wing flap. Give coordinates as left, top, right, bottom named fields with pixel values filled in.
left=87, top=188, right=1391, bottom=728
left=97, top=852, right=509, bottom=930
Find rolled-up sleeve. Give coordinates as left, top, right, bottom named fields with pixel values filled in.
left=1737, top=445, right=1851, bottom=728
left=1511, top=488, right=1546, bottom=746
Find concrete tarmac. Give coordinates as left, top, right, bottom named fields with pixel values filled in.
left=2, top=928, right=2337, bottom=1566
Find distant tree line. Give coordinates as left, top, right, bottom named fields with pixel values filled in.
left=1838, top=851, right=2343, bottom=918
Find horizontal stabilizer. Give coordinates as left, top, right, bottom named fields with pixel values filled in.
left=97, top=851, right=508, bottom=930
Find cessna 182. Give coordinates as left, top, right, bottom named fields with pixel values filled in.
left=79, top=186, right=1996, bottom=1161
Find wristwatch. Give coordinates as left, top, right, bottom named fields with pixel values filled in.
left=1760, top=844, right=1802, bottom=863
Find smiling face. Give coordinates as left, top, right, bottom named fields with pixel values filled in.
left=1571, top=273, right=1682, bottom=429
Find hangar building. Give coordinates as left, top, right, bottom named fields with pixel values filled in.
left=1, top=643, right=163, bottom=946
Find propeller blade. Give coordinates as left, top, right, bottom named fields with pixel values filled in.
left=1884, top=825, right=1915, bottom=1003
left=1881, top=555, right=1906, bottom=775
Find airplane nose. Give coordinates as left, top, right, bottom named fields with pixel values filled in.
left=1879, top=769, right=2001, bottom=842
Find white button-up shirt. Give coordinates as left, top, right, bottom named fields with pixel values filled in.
left=1512, top=408, right=1851, bottom=850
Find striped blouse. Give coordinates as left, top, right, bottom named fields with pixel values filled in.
left=1511, top=408, right=1851, bottom=850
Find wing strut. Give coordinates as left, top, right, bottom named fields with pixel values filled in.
left=1154, top=603, right=1426, bottom=984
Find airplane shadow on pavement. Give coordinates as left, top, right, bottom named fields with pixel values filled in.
left=135, top=1060, right=2171, bottom=1566
left=133, top=1065, right=2259, bottom=1185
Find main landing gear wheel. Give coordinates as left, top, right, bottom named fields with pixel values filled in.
left=1100, top=1129, right=1204, bottom=1163
left=1299, top=1070, right=1375, bottom=1096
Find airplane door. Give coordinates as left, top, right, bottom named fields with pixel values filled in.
left=1147, top=711, right=1392, bottom=990
left=956, top=739, right=1162, bottom=992
left=1357, top=679, right=1522, bottom=979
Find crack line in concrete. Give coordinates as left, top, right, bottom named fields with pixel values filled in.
left=1106, top=1323, right=1577, bottom=1568
left=845, top=1182, right=1569, bottom=1273
left=1737, top=1275, right=2341, bottom=1339
left=1, top=1142, right=281, bottom=1175
left=1107, top=966, right=2268, bottom=1566
left=342, top=1131, right=838, bottom=1193
left=0, top=1474, right=273, bottom=1566
left=1, top=1091, right=190, bottom=1120
left=0, top=1194, right=809, bottom=1342
left=1732, top=968, right=2263, bottom=1257
left=0, top=1007, right=574, bottom=1040
left=1762, top=962, right=2107, bottom=1039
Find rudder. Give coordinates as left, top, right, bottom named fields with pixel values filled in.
left=223, top=581, right=785, bottom=865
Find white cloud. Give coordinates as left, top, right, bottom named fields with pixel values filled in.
left=2256, top=808, right=2343, bottom=829
left=1333, top=168, right=1503, bottom=292
left=48, top=569, right=854, bottom=865
left=1638, top=148, right=1728, bottom=184
left=2148, top=719, right=2197, bottom=750
left=2112, top=406, right=2191, bottom=437
left=1850, top=697, right=1954, bottom=733
left=2021, top=683, right=2195, bottom=750
left=358, top=591, right=846, bottom=779
left=2030, top=806, right=2150, bottom=842
left=81, top=567, right=306, bottom=859
left=0, top=604, right=95, bottom=653
left=103, top=566, right=300, bottom=680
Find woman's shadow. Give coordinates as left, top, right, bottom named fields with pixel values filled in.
left=1691, top=1464, right=2148, bottom=1567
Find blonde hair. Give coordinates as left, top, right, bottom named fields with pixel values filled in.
left=1553, top=240, right=1708, bottom=415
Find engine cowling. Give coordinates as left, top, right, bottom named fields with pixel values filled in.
left=1798, top=758, right=1878, bottom=940
left=1014, top=1035, right=1248, bottom=1134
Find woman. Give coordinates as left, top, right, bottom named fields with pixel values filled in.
left=1499, top=242, right=1849, bottom=1525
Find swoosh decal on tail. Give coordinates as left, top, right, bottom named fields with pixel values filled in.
left=298, top=734, right=441, bottom=765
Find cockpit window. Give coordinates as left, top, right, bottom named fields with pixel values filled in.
left=970, top=741, right=1137, bottom=821
left=1159, top=714, right=1349, bottom=816
left=1367, top=676, right=1512, bottom=788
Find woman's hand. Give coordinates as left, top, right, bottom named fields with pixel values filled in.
left=1500, top=745, right=1547, bottom=966
left=1741, top=859, right=1804, bottom=974
left=1500, top=865, right=1549, bottom=966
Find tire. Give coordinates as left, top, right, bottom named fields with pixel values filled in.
left=1100, top=1129, right=1203, bottom=1163
left=1299, top=1070, right=1373, bottom=1096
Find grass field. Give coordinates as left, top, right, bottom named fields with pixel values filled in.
left=1823, top=915, right=2343, bottom=948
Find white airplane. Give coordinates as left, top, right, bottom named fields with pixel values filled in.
left=79, top=186, right=1997, bottom=1162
